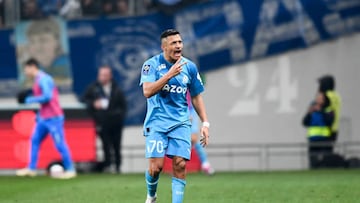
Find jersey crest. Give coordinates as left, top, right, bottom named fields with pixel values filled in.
left=142, top=64, right=151, bottom=75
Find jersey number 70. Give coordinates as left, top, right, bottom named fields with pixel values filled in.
left=147, top=140, right=164, bottom=153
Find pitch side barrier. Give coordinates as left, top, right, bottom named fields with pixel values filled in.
left=119, top=141, right=360, bottom=172
left=1, top=141, right=360, bottom=175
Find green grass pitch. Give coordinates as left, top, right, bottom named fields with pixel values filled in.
left=1, top=170, right=360, bottom=203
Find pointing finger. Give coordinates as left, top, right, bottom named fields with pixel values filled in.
left=178, top=61, right=187, bottom=67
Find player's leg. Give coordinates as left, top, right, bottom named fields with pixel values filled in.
left=99, top=126, right=112, bottom=171
left=47, top=117, right=76, bottom=175
left=145, top=131, right=168, bottom=203
left=16, top=121, right=48, bottom=176
left=28, top=121, right=48, bottom=170
left=111, top=126, right=123, bottom=173
left=145, top=157, right=164, bottom=203
left=172, top=156, right=187, bottom=203
left=167, top=125, right=192, bottom=203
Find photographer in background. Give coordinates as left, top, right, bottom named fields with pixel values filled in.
left=318, top=75, right=341, bottom=152
left=302, top=92, right=334, bottom=169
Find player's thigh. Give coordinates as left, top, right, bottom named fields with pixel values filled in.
left=31, top=121, right=49, bottom=143
left=46, top=118, right=66, bottom=145
left=167, top=125, right=192, bottom=160
left=145, top=131, right=168, bottom=159
left=190, top=115, right=200, bottom=144
left=191, top=115, right=200, bottom=134
left=191, top=133, right=198, bottom=144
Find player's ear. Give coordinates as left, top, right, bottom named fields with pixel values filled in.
left=161, top=38, right=167, bottom=50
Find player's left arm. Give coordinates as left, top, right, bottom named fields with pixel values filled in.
left=25, top=77, right=53, bottom=104
left=188, top=60, right=209, bottom=146
left=191, top=94, right=210, bottom=147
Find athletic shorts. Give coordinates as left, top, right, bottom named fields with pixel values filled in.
left=145, top=124, right=191, bottom=160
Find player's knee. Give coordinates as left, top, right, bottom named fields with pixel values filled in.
left=174, top=158, right=186, bottom=171
left=149, top=164, right=162, bottom=177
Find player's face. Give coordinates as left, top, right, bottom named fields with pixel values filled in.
left=98, top=67, right=112, bottom=85
left=315, top=92, right=325, bottom=105
left=24, top=65, right=36, bottom=78
left=162, top=34, right=183, bottom=63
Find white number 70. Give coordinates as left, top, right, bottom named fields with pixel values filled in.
left=147, top=140, right=164, bottom=153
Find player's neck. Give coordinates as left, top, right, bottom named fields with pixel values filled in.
left=163, top=54, right=177, bottom=64
left=32, top=69, right=40, bottom=78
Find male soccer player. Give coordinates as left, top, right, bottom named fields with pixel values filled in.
left=16, top=58, right=76, bottom=179
left=140, top=29, right=210, bottom=203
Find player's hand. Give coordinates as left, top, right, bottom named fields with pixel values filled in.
left=17, top=89, right=32, bottom=104
left=167, top=57, right=187, bottom=78
left=200, top=126, right=209, bottom=147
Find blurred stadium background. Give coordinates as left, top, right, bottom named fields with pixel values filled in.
left=0, top=0, right=359, bottom=174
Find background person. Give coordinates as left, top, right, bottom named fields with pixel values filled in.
left=318, top=75, right=341, bottom=152
left=302, top=92, right=334, bottom=169
left=16, top=58, right=76, bottom=179
left=81, top=65, right=127, bottom=173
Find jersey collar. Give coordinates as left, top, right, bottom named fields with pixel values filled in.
left=160, top=52, right=175, bottom=68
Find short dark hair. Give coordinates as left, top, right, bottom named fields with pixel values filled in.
left=160, top=29, right=180, bottom=40
left=318, top=74, right=335, bottom=92
left=24, top=58, right=40, bottom=68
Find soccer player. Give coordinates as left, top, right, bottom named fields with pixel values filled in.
left=16, top=58, right=76, bottom=179
left=140, top=29, right=210, bottom=203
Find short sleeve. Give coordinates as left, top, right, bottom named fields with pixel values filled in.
left=188, top=62, right=204, bottom=97
left=39, top=75, right=54, bottom=95
left=139, top=60, right=156, bottom=86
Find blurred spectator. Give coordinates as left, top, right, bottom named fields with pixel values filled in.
left=37, top=0, right=65, bottom=16
left=144, top=0, right=208, bottom=15
left=81, top=0, right=99, bottom=16
left=101, top=0, right=115, bottom=16
left=60, top=0, right=82, bottom=19
left=21, top=0, right=44, bottom=20
left=0, top=0, right=4, bottom=27
left=114, top=0, right=128, bottom=16
left=100, top=0, right=129, bottom=17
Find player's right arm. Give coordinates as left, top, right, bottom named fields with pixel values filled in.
left=142, top=76, right=171, bottom=98
left=25, top=76, right=53, bottom=104
left=141, top=57, right=186, bottom=98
